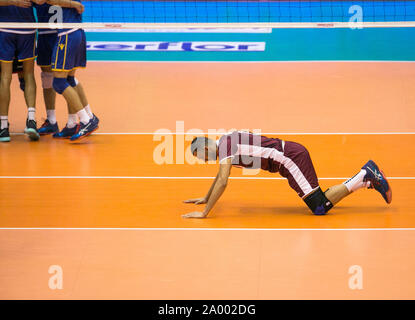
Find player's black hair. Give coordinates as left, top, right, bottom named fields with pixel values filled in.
left=190, top=137, right=211, bottom=155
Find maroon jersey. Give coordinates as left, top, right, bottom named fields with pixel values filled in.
left=217, top=131, right=320, bottom=198
left=217, top=131, right=285, bottom=173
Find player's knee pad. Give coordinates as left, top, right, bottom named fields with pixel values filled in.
left=41, top=72, right=54, bottom=89
left=18, top=77, right=25, bottom=92
left=52, top=77, right=69, bottom=94
left=303, top=187, right=333, bottom=215
left=67, top=76, right=78, bottom=87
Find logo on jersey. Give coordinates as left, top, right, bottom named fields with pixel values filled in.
left=59, top=44, right=65, bottom=51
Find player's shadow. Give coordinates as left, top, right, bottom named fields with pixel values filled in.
left=331, top=206, right=391, bottom=213
left=239, top=205, right=390, bottom=215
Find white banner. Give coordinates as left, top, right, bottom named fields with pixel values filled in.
left=86, top=28, right=272, bottom=33
left=87, top=41, right=266, bottom=52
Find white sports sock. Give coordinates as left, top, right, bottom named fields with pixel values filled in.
left=67, top=114, right=78, bottom=128
left=84, top=104, right=93, bottom=119
left=343, top=169, right=371, bottom=193
left=27, top=107, right=36, bottom=121
left=0, top=116, right=8, bottom=129
left=77, top=109, right=90, bottom=125
left=46, top=109, right=57, bottom=124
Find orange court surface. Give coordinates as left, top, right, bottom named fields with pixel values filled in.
left=1, top=62, right=415, bottom=299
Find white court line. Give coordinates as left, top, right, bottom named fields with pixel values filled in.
left=94, top=132, right=415, bottom=135
left=9, top=132, right=415, bottom=135
left=0, top=176, right=413, bottom=180
left=0, top=228, right=414, bottom=231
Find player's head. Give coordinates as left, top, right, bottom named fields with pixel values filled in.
left=190, top=137, right=218, bottom=162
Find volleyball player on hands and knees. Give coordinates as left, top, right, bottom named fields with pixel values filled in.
left=183, top=131, right=392, bottom=218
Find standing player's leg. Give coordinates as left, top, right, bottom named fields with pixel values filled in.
left=0, top=30, right=16, bottom=142
left=0, top=61, right=13, bottom=142
left=52, top=70, right=93, bottom=139
left=22, top=58, right=39, bottom=141
left=14, top=59, right=25, bottom=92
left=53, top=70, right=89, bottom=122
left=13, top=30, right=39, bottom=141
left=51, top=30, right=98, bottom=141
left=52, top=91, right=80, bottom=139
left=37, top=66, right=58, bottom=135
left=67, top=71, right=99, bottom=129
left=37, top=32, right=59, bottom=135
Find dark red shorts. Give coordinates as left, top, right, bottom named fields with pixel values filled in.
left=279, top=141, right=320, bottom=198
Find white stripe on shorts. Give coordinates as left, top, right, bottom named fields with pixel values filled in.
left=235, top=143, right=314, bottom=197
left=281, top=157, right=315, bottom=198
left=0, top=28, right=36, bottom=34
left=57, top=28, right=79, bottom=37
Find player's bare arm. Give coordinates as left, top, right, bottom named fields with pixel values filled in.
left=183, top=172, right=220, bottom=205
left=0, top=0, right=31, bottom=7
left=182, top=158, right=232, bottom=219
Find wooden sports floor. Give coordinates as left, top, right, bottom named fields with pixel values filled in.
left=1, top=62, right=415, bottom=299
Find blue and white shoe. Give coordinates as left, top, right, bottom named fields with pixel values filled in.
left=53, top=124, right=79, bottom=139
left=38, top=119, right=59, bottom=135
left=362, top=160, right=392, bottom=204
left=92, top=114, right=100, bottom=129
left=70, top=118, right=98, bottom=141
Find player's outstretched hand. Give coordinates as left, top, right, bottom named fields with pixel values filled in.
left=11, top=0, right=32, bottom=8
left=182, top=212, right=206, bottom=219
left=183, top=197, right=207, bottom=205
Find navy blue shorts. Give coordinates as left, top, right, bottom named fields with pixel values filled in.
left=37, top=31, right=58, bottom=67
left=51, top=29, right=86, bottom=72
left=0, top=31, right=37, bottom=62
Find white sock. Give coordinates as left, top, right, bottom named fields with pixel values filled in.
left=0, top=116, right=8, bottom=129
left=67, top=114, right=78, bottom=128
left=27, top=107, right=36, bottom=121
left=84, top=104, right=93, bottom=119
left=77, top=108, right=90, bottom=125
left=46, top=109, right=57, bottom=124
left=343, top=169, right=371, bottom=193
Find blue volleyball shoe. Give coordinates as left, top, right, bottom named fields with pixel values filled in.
left=53, top=124, right=79, bottom=139
left=362, top=160, right=392, bottom=204
left=70, top=118, right=98, bottom=141
left=91, top=114, right=100, bottom=129
left=38, top=119, right=59, bottom=135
